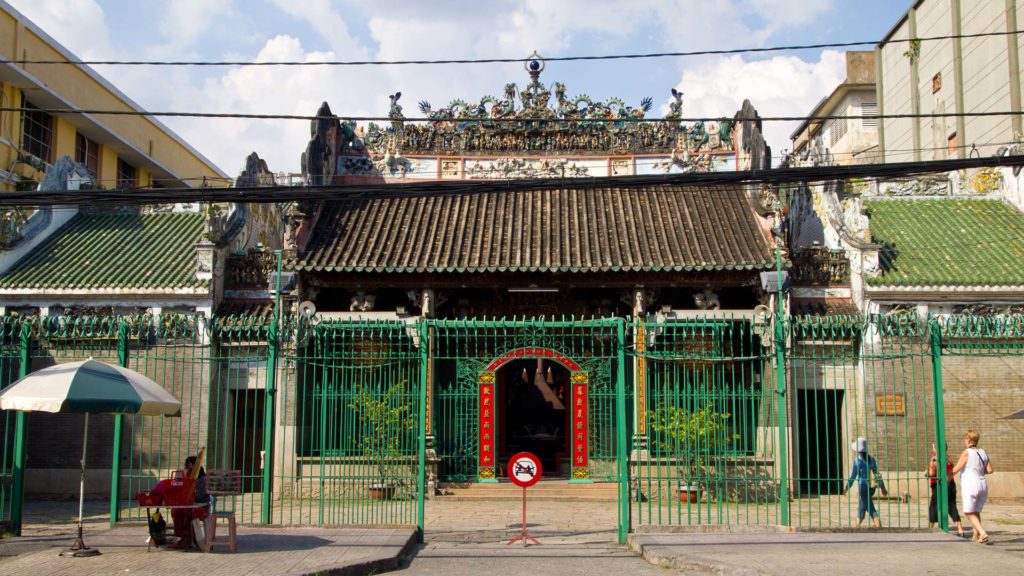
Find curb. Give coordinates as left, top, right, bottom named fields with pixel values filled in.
left=627, top=533, right=769, bottom=576
left=300, top=530, right=419, bottom=576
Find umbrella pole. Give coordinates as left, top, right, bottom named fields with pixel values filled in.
left=61, top=413, right=100, bottom=557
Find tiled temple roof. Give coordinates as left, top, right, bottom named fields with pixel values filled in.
left=0, top=212, right=208, bottom=291
left=290, top=184, right=774, bottom=274
left=866, top=199, right=1024, bottom=287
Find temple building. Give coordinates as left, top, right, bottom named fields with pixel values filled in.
left=279, top=54, right=784, bottom=482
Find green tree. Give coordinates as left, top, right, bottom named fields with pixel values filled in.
left=647, top=402, right=739, bottom=487
left=348, top=380, right=417, bottom=494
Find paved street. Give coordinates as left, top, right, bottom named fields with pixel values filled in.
left=2, top=497, right=1023, bottom=575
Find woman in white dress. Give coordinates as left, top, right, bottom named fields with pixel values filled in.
left=951, top=429, right=994, bottom=544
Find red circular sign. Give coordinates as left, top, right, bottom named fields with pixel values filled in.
left=508, top=452, right=542, bottom=488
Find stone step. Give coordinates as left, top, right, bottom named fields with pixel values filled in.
left=437, top=481, right=620, bottom=501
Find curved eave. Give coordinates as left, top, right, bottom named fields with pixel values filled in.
left=287, top=261, right=777, bottom=274
left=866, top=284, right=1024, bottom=296
left=0, top=287, right=210, bottom=295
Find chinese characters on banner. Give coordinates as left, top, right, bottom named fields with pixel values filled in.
left=571, top=372, right=589, bottom=479
left=478, top=371, right=496, bottom=479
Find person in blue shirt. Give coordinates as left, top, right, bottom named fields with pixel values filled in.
left=841, top=436, right=888, bottom=528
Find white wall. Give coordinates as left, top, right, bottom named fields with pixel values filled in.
left=880, top=0, right=1024, bottom=162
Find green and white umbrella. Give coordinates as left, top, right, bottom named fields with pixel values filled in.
left=0, top=358, right=181, bottom=556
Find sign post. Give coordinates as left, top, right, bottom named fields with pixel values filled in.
left=507, top=452, right=542, bottom=547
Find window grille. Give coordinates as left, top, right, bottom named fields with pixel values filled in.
left=75, top=133, right=99, bottom=178
left=861, top=102, right=878, bottom=127
left=20, top=97, right=53, bottom=164
left=117, top=158, right=137, bottom=189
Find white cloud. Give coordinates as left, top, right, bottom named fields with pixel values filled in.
left=165, top=35, right=388, bottom=176
left=267, top=0, right=369, bottom=58
left=5, top=0, right=856, bottom=176
left=153, top=0, right=234, bottom=56
left=6, top=0, right=113, bottom=60
left=671, top=51, right=848, bottom=164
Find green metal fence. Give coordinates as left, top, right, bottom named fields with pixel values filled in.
left=788, top=314, right=934, bottom=529
left=431, top=318, right=623, bottom=484
left=2, top=312, right=1023, bottom=536
left=273, top=319, right=424, bottom=530
left=0, top=318, right=26, bottom=532
left=930, top=314, right=1024, bottom=532
left=630, top=315, right=782, bottom=527
left=627, top=313, right=1024, bottom=530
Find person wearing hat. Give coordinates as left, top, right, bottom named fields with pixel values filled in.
left=842, top=437, right=887, bottom=528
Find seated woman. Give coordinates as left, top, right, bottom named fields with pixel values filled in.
left=152, top=455, right=208, bottom=549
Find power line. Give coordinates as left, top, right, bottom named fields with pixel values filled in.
left=5, top=30, right=1021, bottom=67
left=8, top=138, right=1020, bottom=189
left=2, top=106, right=1022, bottom=124
left=2, top=154, right=1021, bottom=207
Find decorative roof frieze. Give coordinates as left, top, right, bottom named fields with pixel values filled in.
left=358, top=53, right=735, bottom=157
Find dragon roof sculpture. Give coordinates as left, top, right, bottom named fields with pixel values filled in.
left=361, top=53, right=734, bottom=156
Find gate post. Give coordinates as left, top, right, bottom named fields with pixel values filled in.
left=417, top=320, right=428, bottom=542
left=774, top=248, right=791, bottom=527
left=616, top=318, right=630, bottom=543
left=263, top=249, right=284, bottom=525
left=263, top=314, right=278, bottom=524
left=929, top=318, right=948, bottom=531
left=110, top=321, right=129, bottom=526
left=9, top=322, right=31, bottom=535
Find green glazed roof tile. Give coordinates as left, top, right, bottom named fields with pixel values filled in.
left=866, top=199, right=1024, bottom=287
left=0, top=212, right=207, bottom=291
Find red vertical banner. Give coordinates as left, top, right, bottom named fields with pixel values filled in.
left=478, top=371, right=497, bottom=481
left=570, top=371, right=590, bottom=481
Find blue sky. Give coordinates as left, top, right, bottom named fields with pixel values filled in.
left=8, top=0, right=910, bottom=176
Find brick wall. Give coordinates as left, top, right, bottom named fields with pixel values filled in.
left=22, top=342, right=214, bottom=496
left=940, top=355, right=1024, bottom=471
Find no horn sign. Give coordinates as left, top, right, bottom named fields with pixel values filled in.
left=508, top=452, right=542, bottom=488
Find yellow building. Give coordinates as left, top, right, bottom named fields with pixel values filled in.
left=0, top=0, right=226, bottom=191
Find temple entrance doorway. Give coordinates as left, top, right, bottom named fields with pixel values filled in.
left=498, top=359, right=570, bottom=476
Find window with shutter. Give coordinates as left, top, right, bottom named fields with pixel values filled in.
left=861, top=102, right=878, bottom=127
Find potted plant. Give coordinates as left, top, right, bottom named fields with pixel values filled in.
left=647, top=402, right=739, bottom=503
left=348, top=379, right=417, bottom=500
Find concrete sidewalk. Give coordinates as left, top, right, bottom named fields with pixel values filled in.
left=3, top=498, right=1022, bottom=575
left=0, top=525, right=417, bottom=576
left=0, top=500, right=417, bottom=576
left=630, top=530, right=1024, bottom=576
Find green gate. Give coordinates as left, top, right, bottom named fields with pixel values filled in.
left=431, top=317, right=630, bottom=541
left=0, top=318, right=27, bottom=531
left=788, top=313, right=934, bottom=529
left=631, top=315, right=781, bottom=527
left=432, top=318, right=623, bottom=485
left=4, top=311, right=1020, bottom=537
left=274, top=319, right=425, bottom=531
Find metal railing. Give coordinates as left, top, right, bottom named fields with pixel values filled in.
left=1, top=312, right=1022, bottom=537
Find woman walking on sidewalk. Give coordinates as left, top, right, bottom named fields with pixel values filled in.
left=951, top=429, right=993, bottom=544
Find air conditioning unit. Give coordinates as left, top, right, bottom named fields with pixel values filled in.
left=267, top=271, right=296, bottom=292
left=759, top=271, right=790, bottom=293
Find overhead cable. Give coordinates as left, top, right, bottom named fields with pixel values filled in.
left=2, top=154, right=1021, bottom=207
left=1, top=106, right=1022, bottom=124
left=4, top=30, right=1021, bottom=67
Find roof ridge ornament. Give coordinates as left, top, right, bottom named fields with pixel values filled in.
left=524, top=51, right=545, bottom=87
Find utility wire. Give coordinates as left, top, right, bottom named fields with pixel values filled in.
left=1, top=106, right=1022, bottom=124
left=2, top=154, right=1021, bottom=207
left=14, top=137, right=1014, bottom=190
left=5, top=30, right=1021, bottom=67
